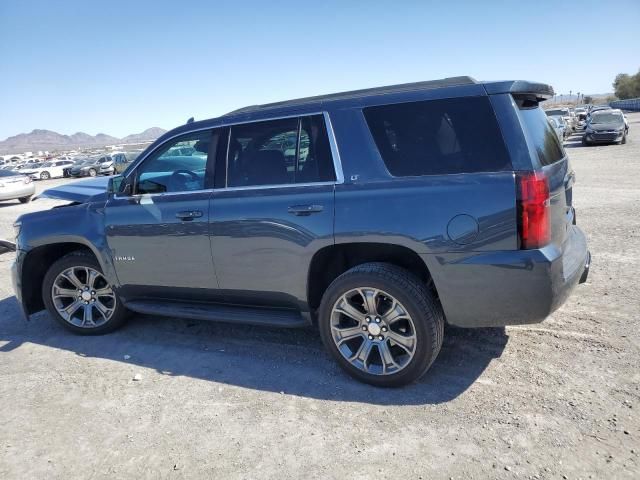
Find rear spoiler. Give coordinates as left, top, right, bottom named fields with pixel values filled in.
left=483, top=80, right=554, bottom=102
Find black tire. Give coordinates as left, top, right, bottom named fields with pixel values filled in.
left=582, top=137, right=589, bottom=146
left=318, top=262, right=444, bottom=387
left=18, top=195, right=32, bottom=204
left=88, top=168, right=97, bottom=177
left=40, top=171, right=50, bottom=180
left=42, top=251, right=128, bottom=335
left=621, top=134, right=626, bottom=145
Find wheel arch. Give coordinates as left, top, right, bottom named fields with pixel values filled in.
left=21, top=241, right=108, bottom=315
left=307, top=242, right=439, bottom=312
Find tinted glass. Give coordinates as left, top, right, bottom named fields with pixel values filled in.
left=516, top=98, right=565, bottom=166
left=0, top=170, right=20, bottom=177
left=135, top=131, right=211, bottom=194
left=363, top=96, right=511, bottom=176
left=297, top=115, right=336, bottom=183
left=226, top=116, right=335, bottom=187
left=227, top=118, right=298, bottom=187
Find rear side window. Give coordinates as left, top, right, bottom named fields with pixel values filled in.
left=363, top=96, right=511, bottom=176
left=225, top=115, right=336, bottom=188
left=515, top=98, right=565, bottom=166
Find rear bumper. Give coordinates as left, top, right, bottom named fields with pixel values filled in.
left=423, top=226, right=589, bottom=328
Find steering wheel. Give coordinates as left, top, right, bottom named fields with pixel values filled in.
left=170, top=169, right=200, bottom=189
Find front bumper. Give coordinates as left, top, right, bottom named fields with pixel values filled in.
left=423, top=226, right=590, bottom=328
left=584, top=132, right=624, bottom=143
left=0, top=239, right=16, bottom=255
left=10, top=251, right=28, bottom=320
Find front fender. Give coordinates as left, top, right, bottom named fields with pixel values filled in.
left=17, top=202, right=118, bottom=286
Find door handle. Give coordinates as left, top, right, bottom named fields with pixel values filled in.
left=176, top=210, right=203, bottom=220
left=288, top=204, right=324, bottom=216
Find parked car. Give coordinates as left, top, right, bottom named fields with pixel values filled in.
left=0, top=170, right=35, bottom=203
left=583, top=109, right=628, bottom=145
left=545, top=108, right=576, bottom=131
left=585, top=105, right=611, bottom=124
left=548, top=116, right=567, bottom=141
left=112, top=152, right=141, bottom=174
left=5, top=77, right=590, bottom=387
left=21, top=159, right=75, bottom=180
left=69, top=156, right=112, bottom=177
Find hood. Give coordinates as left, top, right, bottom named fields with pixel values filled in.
left=36, top=176, right=110, bottom=203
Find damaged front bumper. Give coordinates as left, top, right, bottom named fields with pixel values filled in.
left=0, top=239, right=16, bottom=255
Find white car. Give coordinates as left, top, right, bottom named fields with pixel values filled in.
left=21, top=160, right=75, bottom=180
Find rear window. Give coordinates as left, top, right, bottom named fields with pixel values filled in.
left=516, top=98, right=565, bottom=166
left=363, top=96, right=511, bottom=177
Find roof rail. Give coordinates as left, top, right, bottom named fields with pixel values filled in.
left=223, top=76, right=477, bottom=116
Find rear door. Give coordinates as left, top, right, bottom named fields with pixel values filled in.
left=209, top=114, right=338, bottom=307
left=104, top=130, right=218, bottom=298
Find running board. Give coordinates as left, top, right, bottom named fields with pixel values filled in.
left=124, top=300, right=311, bottom=328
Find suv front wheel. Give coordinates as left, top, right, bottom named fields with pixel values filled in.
left=42, top=251, right=128, bottom=335
left=318, top=263, right=444, bottom=387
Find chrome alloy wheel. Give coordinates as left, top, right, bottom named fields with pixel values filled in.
left=330, top=287, right=417, bottom=375
left=51, top=266, right=116, bottom=328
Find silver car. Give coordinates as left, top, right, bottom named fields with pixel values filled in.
left=0, top=170, right=35, bottom=203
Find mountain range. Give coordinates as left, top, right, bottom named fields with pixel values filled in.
left=0, top=127, right=167, bottom=154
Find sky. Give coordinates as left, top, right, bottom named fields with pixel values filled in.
left=1, top=0, right=639, bottom=140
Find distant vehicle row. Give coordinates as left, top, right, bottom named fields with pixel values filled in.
left=545, top=104, right=629, bottom=146
left=0, top=151, right=142, bottom=180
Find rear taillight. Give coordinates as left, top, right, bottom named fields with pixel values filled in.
left=517, top=171, right=550, bottom=249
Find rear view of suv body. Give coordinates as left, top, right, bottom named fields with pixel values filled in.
left=9, top=77, right=589, bottom=386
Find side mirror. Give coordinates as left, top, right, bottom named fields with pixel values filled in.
left=107, top=175, right=131, bottom=196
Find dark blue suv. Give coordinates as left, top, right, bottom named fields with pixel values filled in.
left=7, top=77, right=590, bottom=386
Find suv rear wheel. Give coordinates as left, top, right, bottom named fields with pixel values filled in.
left=318, top=263, right=444, bottom=387
left=42, top=251, right=128, bottom=335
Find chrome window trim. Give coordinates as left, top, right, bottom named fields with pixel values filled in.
left=115, top=181, right=338, bottom=200
left=322, top=111, right=344, bottom=184
left=118, top=110, right=344, bottom=198
left=215, top=181, right=336, bottom=193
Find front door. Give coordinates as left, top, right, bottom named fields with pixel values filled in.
left=105, top=130, right=218, bottom=299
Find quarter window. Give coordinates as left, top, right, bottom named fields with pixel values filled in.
left=363, top=97, right=511, bottom=176
left=134, top=131, right=211, bottom=194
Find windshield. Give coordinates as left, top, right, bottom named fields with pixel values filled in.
left=591, top=113, right=623, bottom=125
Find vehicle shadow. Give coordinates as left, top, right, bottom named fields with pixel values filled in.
left=0, top=295, right=508, bottom=405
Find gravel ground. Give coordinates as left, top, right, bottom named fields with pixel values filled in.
left=1, top=115, right=639, bottom=479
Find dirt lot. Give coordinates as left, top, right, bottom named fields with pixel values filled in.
left=1, top=115, right=639, bottom=479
